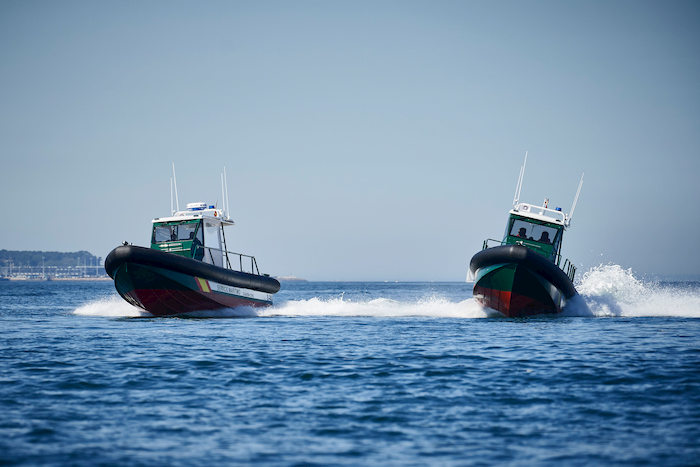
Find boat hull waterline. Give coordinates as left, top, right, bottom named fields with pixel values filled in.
left=470, top=245, right=577, bottom=317
left=105, top=246, right=280, bottom=317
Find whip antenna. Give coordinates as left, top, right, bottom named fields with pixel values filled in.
left=568, top=172, right=585, bottom=224
left=172, top=163, right=180, bottom=213
left=221, top=173, right=226, bottom=217
left=512, top=165, right=523, bottom=207
left=512, top=151, right=528, bottom=208
left=224, top=165, right=230, bottom=220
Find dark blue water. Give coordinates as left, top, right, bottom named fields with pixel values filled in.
left=1, top=272, right=699, bottom=466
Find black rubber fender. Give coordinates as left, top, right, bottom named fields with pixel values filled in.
left=105, top=245, right=281, bottom=294
left=470, top=244, right=577, bottom=299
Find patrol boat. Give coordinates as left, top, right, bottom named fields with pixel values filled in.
left=469, top=154, right=584, bottom=317
left=105, top=169, right=280, bottom=316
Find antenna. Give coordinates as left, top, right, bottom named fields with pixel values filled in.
left=512, top=151, right=528, bottom=208
left=224, top=165, right=230, bottom=220
left=172, top=163, right=180, bottom=213
left=170, top=177, right=174, bottom=215
left=567, top=172, right=585, bottom=224
left=221, top=173, right=226, bottom=217
left=512, top=165, right=523, bottom=207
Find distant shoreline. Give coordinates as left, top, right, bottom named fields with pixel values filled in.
left=275, top=276, right=307, bottom=282
left=1, top=276, right=111, bottom=282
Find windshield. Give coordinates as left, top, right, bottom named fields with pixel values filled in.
left=152, top=221, right=201, bottom=244
left=508, top=219, right=559, bottom=245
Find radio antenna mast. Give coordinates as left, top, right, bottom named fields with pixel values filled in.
left=224, top=165, right=231, bottom=220
left=567, top=172, right=585, bottom=226
left=172, top=163, right=180, bottom=213
left=221, top=173, right=226, bottom=217
left=512, top=151, right=528, bottom=208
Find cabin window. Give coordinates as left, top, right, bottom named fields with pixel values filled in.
left=509, top=219, right=559, bottom=245
left=152, top=221, right=201, bottom=244
left=154, top=225, right=174, bottom=243
left=203, top=222, right=221, bottom=249
left=177, top=223, right=198, bottom=241
left=203, top=221, right=223, bottom=267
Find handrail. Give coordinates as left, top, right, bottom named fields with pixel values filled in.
left=482, top=239, right=503, bottom=249
left=516, top=240, right=541, bottom=249
left=562, top=259, right=577, bottom=282
left=194, top=245, right=261, bottom=275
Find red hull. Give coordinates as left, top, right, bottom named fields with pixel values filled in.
left=473, top=285, right=560, bottom=317
left=126, top=288, right=270, bottom=317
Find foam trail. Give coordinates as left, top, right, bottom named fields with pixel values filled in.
left=564, top=264, right=700, bottom=317
left=74, top=295, right=152, bottom=317
left=259, top=296, right=493, bottom=318
left=73, top=296, right=493, bottom=319
left=73, top=266, right=699, bottom=319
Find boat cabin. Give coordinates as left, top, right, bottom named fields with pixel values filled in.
left=503, top=202, right=566, bottom=263
left=150, top=202, right=233, bottom=267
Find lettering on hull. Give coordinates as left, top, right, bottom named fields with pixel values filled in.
left=199, top=278, right=273, bottom=303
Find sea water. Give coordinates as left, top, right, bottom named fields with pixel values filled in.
left=1, top=265, right=699, bottom=466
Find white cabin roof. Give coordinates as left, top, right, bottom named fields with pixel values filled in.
left=152, top=202, right=234, bottom=226
left=511, top=202, right=568, bottom=228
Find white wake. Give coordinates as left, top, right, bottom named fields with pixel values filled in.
left=73, top=295, right=152, bottom=317
left=72, top=295, right=493, bottom=319
left=564, top=264, right=700, bottom=317
left=259, top=296, right=492, bottom=318
left=73, top=265, right=700, bottom=319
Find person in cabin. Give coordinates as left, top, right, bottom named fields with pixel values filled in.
left=517, top=227, right=528, bottom=238
left=538, top=231, right=551, bottom=244
left=192, top=231, right=203, bottom=261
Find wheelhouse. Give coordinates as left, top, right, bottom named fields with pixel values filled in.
left=150, top=202, right=232, bottom=268
left=151, top=219, right=204, bottom=258
left=502, top=202, right=566, bottom=263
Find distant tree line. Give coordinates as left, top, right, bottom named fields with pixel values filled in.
left=0, top=250, right=100, bottom=267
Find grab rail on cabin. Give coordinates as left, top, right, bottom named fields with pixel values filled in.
left=482, top=239, right=503, bottom=249
left=194, top=246, right=261, bottom=276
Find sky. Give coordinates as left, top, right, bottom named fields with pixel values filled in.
left=1, top=0, right=699, bottom=281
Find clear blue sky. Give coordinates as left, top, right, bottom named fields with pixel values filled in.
left=1, top=0, right=698, bottom=280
